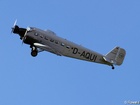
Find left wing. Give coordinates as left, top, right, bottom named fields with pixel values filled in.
left=33, top=43, right=62, bottom=56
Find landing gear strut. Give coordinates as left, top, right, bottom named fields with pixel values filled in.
left=31, top=46, right=38, bottom=57
left=111, top=65, right=115, bottom=70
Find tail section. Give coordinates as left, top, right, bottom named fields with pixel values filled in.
left=104, top=47, right=126, bottom=66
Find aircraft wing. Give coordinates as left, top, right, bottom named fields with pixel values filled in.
left=33, top=43, right=62, bottom=56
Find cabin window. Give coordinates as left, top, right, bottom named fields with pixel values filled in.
left=61, top=43, right=65, bottom=46
left=55, top=41, right=59, bottom=44
left=50, top=39, right=54, bottom=42
left=40, top=35, right=43, bottom=38
left=66, top=46, right=70, bottom=49
left=45, top=36, right=48, bottom=40
left=34, top=32, right=38, bottom=36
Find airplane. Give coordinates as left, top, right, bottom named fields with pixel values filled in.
left=11, top=21, right=126, bottom=69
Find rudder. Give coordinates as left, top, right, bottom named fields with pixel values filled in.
left=105, top=47, right=126, bottom=65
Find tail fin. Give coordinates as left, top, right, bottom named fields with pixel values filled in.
left=105, top=47, right=126, bottom=65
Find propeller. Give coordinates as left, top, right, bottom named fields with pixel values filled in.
left=13, top=19, right=17, bottom=27
left=22, top=27, right=30, bottom=44
left=11, top=19, right=19, bottom=34
left=11, top=20, right=30, bottom=45
left=11, top=20, right=17, bottom=33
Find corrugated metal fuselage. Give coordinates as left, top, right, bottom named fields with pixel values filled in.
left=24, top=27, right=108, bottom=65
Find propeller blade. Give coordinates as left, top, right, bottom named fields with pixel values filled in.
left=22, top=27, right=30, bottom=44
left=13, top=19, right=17, bottom=27
left=11, top=19, right=18, bottom=33
left=22, top=29, right=27, bottom=44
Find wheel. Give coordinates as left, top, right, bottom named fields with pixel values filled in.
left=112, top=65, right=115, bottom=70
left=31, top=50, right=38, bottom=57
left=31, top=46, right=38, bottom=57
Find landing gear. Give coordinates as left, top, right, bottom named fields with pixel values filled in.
left=31, top=50, right=38, bottom=57
left=111, top=65, right=115, bottom=70
left=31, top=46, right=38, bottom=57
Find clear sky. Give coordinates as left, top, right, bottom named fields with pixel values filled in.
left=0, top=0, right=140, bottom=105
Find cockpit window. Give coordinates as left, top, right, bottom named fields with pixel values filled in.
left=30, top=27, right=35, bottom=30
left=46, top=30, right=56, bottom=36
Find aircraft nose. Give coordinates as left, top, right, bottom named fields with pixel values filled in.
left=12, top=25, right=19, bottom=34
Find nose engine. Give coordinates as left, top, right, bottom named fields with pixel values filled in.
left=11, top=20, right=38, bottom=57
left=12, top=25, right=19, bottom=33
left=12, top=25, right=27, bottom=39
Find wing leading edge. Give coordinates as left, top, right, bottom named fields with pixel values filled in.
left=33, top=43, right=62, bottom=56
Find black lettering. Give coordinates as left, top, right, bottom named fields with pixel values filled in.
left=80, top=51, right=85, bottom=57
left=89, top=55, right=97, bottom=61
left=80, top=51, right=97, bottom=61
left=94, top=55, right=97, bottom=62
left=90, top=54, right=94, bottom=61
left=73, top=48, right=78, bottom=54
left=85, top=52, right=90, bottom=59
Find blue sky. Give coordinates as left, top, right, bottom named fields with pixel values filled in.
left=0, top=0, right=140, bottom=105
